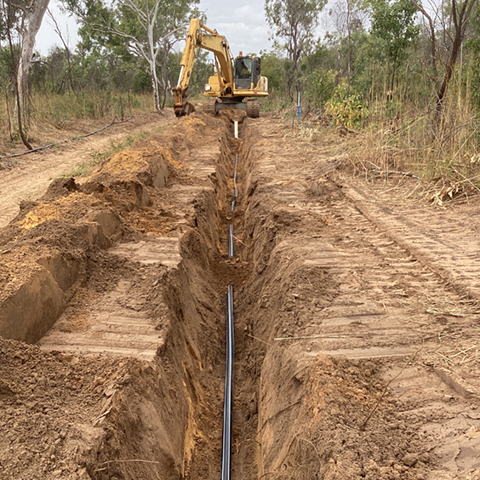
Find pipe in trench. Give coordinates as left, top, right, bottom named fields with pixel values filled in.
left=229, top=225, right=234, bottom=257
left=221, top=285, right=234, bottom=480
left=222, top=130, right=240, bottom=479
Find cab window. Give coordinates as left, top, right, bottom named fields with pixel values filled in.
left=235, top=58, right=252, bottom=79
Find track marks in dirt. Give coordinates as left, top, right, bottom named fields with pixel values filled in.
left=236, top=117, right=480, bottom=479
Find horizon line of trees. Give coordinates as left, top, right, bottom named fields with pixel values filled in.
left=1, top=0, right=480, bottom=147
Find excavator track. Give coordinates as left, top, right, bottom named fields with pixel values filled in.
left=246, top=99, right=260, bottom=118
left=203, top=98, right=217, bottom=115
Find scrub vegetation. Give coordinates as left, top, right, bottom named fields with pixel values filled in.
left=1, top=0, right=480, bottom=189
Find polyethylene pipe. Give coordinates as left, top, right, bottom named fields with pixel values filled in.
left=234, top=121, right=238, bottom=139
left=222, top=285, right=234, bottom=480
left=229, top=225, right=234, bottom=257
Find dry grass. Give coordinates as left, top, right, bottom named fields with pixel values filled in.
left=346, top=91, right=480, bottom=204
left=0, top=91, right=155, bottom=155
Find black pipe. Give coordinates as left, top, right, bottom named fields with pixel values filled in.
left=222, top=285, right=234, bottom=480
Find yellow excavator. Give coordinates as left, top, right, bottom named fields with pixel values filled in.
left=173, top=18, right=268, bottom=118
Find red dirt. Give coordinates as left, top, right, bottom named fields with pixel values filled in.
left=1, top=111, right=480, bottom=480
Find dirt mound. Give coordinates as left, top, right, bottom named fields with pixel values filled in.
left=0, top=111, right=228, bottom=344
left=259, top=351, right=430, bottom=479
left=0, top=111, right=238, bottom=480
left=0, top=337, right=128, bottom=480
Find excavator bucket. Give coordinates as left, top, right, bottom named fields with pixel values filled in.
left=173, top=90, right=196, bottom=117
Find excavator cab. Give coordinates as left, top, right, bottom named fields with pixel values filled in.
left=234, top=56, right=261, bottom=90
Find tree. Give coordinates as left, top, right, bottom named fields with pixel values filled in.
left=409, top=0, right=478, bottom=114
left=70, top=0, right=198, bottom=112
left=0, top=0, right=50, bottom=132
left=327, top=0, right=366, bottom=86
left=265, top=0, right=327, bottom=98
left=368, top=0, right=419, bottom=96
left=17, top=0, right=50, bottom=112
left=464, top=1, right=480, bottom=109
left=0, top=0, right=34, bottom=148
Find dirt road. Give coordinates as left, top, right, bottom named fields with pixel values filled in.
left=1, top=111, right=480, bottom=479
left=0, top=112, right=175, bottom=229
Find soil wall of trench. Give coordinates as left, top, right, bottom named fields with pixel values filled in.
left=0, top=112, right=240, bottom=480
left=228, top=121, right=435, bottom=480
left=0, top=111, right=434, bottom=480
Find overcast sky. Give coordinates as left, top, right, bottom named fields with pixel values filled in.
left=36, top=0, right=273, bottom=56
left=199, top=0, right=272, bottom=56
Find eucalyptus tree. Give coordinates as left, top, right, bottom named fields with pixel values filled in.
left=69, top=0, right=199, bottom=112
left=0, top=0, right=50, bottom=135
left=0, top=0, right=47, bottom=146
left=265, top=0, right=327, bottom=98
left=17, top=0, right=50, bottom=109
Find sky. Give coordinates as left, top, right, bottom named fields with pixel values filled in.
left=35, top=0, right=273, bottom=57
left=198, top=0, right=272, bottom=56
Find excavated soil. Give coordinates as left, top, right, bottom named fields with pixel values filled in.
left=2, top=111, right=480, bottom=480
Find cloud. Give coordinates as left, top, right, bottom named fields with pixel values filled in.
left=199, top=0, right=272, bottom=54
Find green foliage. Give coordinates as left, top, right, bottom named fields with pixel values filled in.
left=260, top=50, right=288, bottom=93
left=368, top=0, right=419, bottom=60
left=465, top=4, right=480, bottom=111
left=325, top=81, right=368, bottom=128
left=265, top=0, right=327, bottom=95
left=167, top=49, right=212, bottom=96
left=0, top=45, right=14, bottom=88
left=66, top=0, right=200, bottom=110
left=304, top=68, right=337, bottom=108
left=367, top=0, right=419, bottom=89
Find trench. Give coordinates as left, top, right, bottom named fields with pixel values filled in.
left=3, top=110, right=476, bottom=480
left=0, top=111, right=380, bottom=479
left=84, top=113, right=287, bottom=480
left=84, top=113, right=264, bottom=480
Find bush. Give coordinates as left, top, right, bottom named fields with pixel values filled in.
left=325, top=81, right=369, bottom=129
left=304, top=69, right=337, bottom=109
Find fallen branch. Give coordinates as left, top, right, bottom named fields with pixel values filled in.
left=367, top=161, right=420, bottom=180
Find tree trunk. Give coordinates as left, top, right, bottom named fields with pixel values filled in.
left=146, top=13, right=162, bottom=113
left=4, top=0, right=32, bottom=150
left=410, top=0, right=477, bottom=119
left=435, top=21, right=463, bottom=115
left=148, top=59, right=162, bottom=113
left=17, top=0, right=50, bottom=119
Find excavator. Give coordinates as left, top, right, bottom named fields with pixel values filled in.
left=173, top=18, right=268, bottom=118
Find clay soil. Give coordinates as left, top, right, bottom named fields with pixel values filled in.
left=1, top=110, right=480, bottom=480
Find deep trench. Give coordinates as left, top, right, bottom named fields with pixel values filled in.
left=162, top=117, right=263, bottom=479
left=88, top=115, right=271, bottom=480
left=177, top=117, right=260, bottom=479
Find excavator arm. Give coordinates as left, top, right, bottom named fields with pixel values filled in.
left=173, top=19, right=235, bottom=117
